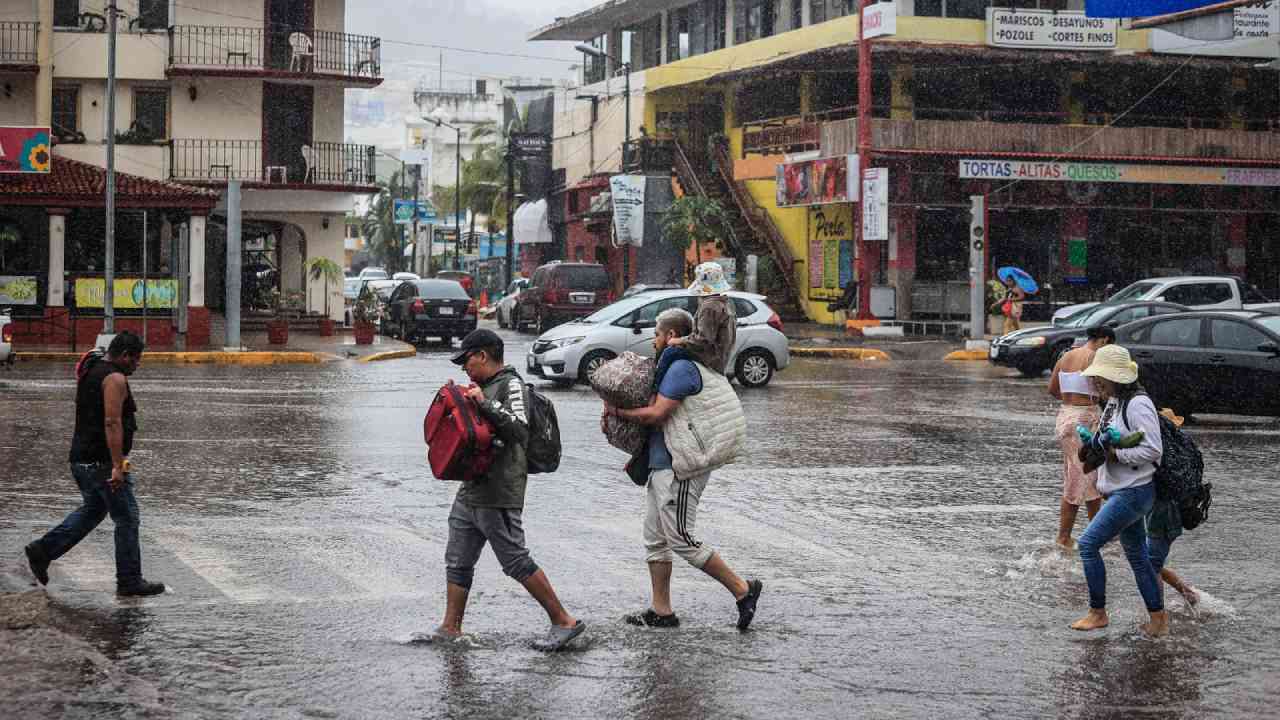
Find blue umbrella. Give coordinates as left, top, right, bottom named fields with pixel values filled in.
left=998, top=266, right=1039, bottom=294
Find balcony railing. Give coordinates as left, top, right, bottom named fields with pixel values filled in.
left=168, top=26, right=381, bottom=82
left=169, top=139, right=377, bottom=188
left=820, top=117, right=1280, bottom=163
left=0, top=21, right=39, bottom=66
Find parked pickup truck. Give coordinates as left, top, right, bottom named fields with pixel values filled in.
left=1052, top=276, right=1280, bottom=324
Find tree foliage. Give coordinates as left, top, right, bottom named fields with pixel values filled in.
left=660, top=196, right=731, bottom=258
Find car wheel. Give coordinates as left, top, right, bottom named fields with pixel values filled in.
left=735, top=349, right=774, bottom=388
left=513, top=308, right=525, bottom=332
left=402, top=319, right=414, bottom=344
left=497, top=307, right=508, bottom=329
left=578, top=350, right=616, bottom=384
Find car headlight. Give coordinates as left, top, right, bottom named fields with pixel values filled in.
left=1014, top=336, right=1047, bottom=347
left=548, top=336, right=586, bottom=349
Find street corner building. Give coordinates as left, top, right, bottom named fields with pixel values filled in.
left=530, top=0, right=1280, bottom=327
left=1, top=0, right=382, bottom=349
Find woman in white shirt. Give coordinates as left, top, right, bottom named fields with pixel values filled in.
left=1047, top=326, right=1114, bottom=549
left=1071, top=345, right=1169, bottom=637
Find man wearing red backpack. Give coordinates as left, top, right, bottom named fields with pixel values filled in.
left=433, top=329, right=585, bottom=651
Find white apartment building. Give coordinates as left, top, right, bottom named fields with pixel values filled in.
left=0, top=0, right=380, bottom=338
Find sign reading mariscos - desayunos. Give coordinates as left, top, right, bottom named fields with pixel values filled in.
left=986, top=9, right=1116, bottom=50
left=960, top=159, right=1280, bottom=187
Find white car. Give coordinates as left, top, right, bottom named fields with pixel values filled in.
left=496, top=278, right=529, bottom=329
left=392, top=272, right=421, bottom=281
left=358, top=267, right=388, bottom=282
left=0, top=312, right=12, bottom=364
left=526, top=290, right=790, bottom=388
left=1053, top=276, right=1280, bottom=324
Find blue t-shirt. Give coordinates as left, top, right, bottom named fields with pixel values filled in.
left=648, top=359, right=703, bottom=470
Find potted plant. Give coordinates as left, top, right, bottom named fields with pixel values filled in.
left=266, top=288, right=289, bottom=345
left=351, top=289, right=379, bottom=345
left=305, top=256, right=344, bottom=337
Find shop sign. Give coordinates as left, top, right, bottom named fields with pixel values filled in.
left=75, top=278, right=179, bottom=309
left=394, top=200, right=435, bottom=225
left=1151, top=2, right=1278, bottom=58
left=0, top=275, right=39, bottom=305
left=986, top=9, right=1117, bottom=50
left=610, top=175, right=646, bottom=247
left=808, top=205, right=854, bottom=301
left=862, top=2, right=897, bottom=39
left=0, top=127, right=52, bottom=174
left=399, top=148, right=431, bottom=167
left=959, top=159, right=1280, bottom=187
left=511, top=133, right=552, bottom=158
left=862, top=168, right=889, bottom=241
left=777, top=154, right=858, bottom=208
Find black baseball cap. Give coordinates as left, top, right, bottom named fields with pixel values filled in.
left=1086, top=325, right=1116, bottom=342
left=451, top=329, right=503, bottom=365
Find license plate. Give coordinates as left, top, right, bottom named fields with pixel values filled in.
left=570, top=293, right=594, bottom=305
left=437, top=307, right=454, bottom=316
left=990, top=345, right=999, bottom=359
left=527, top=355, right=537, bottom=371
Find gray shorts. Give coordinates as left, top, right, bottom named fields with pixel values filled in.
left=445, top=498, right=539, bottom=589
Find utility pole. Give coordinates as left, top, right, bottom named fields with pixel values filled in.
left=855, top=0, right=874, bottom=320
left=505, top=139, right=515, bottom=287
left=104, top=2, right=120, bottom=333
left=412, top=162, right=420, bottom=276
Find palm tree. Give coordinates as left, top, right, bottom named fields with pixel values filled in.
left=361, top=169, right=409, bottom=272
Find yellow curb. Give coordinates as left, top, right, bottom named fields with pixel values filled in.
left=790, top=347, right=890, bottom=361
left=944, top=350, right=990, bottom=362
left=16, top=351, right=324, bottom=365
left=359, top=348, right=418, bottom=363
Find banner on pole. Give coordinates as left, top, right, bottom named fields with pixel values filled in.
left=0, top=127, right=51, bottom=174
left=862, top=168, right=889, bottom=241
left=610, top=175, right=647, bottom=247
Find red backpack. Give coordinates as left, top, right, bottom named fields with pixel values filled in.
left=424, top=382, right=496, bottom=482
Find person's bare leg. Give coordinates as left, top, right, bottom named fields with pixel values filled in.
left=1160, top=567, right=1199, bottom=605
left=1085, top=498, right=1102, bottom=520
left=520, top=569, right=577, bottom=628
left=1071, top=608, right=1109, bottom=631
left=1142, top=609, right=1169, bottom=637
left=649, top=561, right=674, bottom=616
left=700, top=552, right=749, bottom=600
left=1057, top=499, right=1080, bottom=549
left=439, top=582, right=470, bottom=636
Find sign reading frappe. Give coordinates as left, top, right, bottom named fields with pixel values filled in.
left=960, top=159, right=1280, bottom=187
left=986, top=9, right=1117, bottom=51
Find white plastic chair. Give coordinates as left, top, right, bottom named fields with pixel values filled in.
left=300, top=144, right=315, bottom=183
left=288, top=32, right=313, bottom=72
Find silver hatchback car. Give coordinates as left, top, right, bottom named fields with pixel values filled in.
left=526, top=290, right=790, bottom=387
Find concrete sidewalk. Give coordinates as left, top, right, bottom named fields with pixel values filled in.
left=14, top=330, right=415, bottom=365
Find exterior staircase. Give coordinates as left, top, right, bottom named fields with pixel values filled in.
left=671, top=137, right=804, bottom=320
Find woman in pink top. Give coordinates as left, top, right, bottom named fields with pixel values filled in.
left=1047, top=326, right=1114, bottom=549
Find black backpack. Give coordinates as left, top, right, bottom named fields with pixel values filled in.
left=525, top=383, right=561, bottom=474
left=1123, top=396, right=1212, bottom=531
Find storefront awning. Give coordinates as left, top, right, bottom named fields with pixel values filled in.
left=0, top=155, right=219, bottom=210
left=514, top=200, right=554, bottom=245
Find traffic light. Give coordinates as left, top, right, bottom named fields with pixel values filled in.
left=968, top=195, right=985, bottom=254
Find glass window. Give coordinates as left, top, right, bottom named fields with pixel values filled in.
left=792, top=0, right=803, bottom=30
left=914, top=0, right=943, bottom=16
left=52, top=86, right=79, bottom=135
left=582, top=35, right=608, bottom=85
left=947, top=0, right=989, bottom=18
left=732, top=298, right=757, bottom=318
left=706, top=0, right=727, bottom=51
left=736, top=0, right=775, bottom=43
left=1211, top=319, right=1270, bottom=351
left=1255, top=316, right=1280, bottom=336
left=633, top=296, right=697, bottom=325
left=1104, top=306, right=1151, bottom=326
left=1108, top=281, right=1160, bottom=303
left=1163, top=283, right=1231, bottom=306
left=0, top=219, right=34, bottom=273
left=811, top=0, right=827, bottom=23
left=667, top=6, right=691, bottom=62
left=132, top=88, right=169, bottom=139
left=1148, top=318, right=1203, bottom=347
left=54, top=0, right=79, bottom=27
left=137, top=0, right=168, bottom=30
left=556, top=266, right=611, bottom=291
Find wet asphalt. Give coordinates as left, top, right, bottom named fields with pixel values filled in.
left=1, top=326, right=1278, bottom=719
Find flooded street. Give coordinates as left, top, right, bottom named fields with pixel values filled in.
left=3, top=328, right=1279, bottom=719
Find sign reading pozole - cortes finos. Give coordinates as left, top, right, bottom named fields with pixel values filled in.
left=0, top=127, right=51, bottom=174
left=986, top=9, right=1117, bottom=50
left=959, top=159, right=1280, bottom=187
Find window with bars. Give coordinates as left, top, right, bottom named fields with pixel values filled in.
left=582, top=35, right=608, bottom=85
left=735, top=0, right=776, bottom=43
left=137, top=0, right=168, bottom=30
left=53, top=0, right=79, bottom=27
left=133, top=88, right=169, bottom=140
left=52, top=86, right=79, bottom=136
left=667, top=6, right=691, bottom=62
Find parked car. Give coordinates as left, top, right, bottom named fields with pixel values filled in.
left=514, top=262, right=614, bottom=334
left=0, top=311, right=12, bottom=365
left=622, top=283, right=681, bottom=298
left=358, top=267, right=388, bottom=282
left=384, top=279, right=477, bottom=344
left=526, top=290, right=790, bottom=388
left=436, top=270, right=474, bottom=295
left=1053, top=276, right=1280, bottom=323
left=496, top=278, right=529, bottom=329
left=343, top=276, right=361, bottom=301
left=1115, top=310, right=1280, bottom=417
left=990, top=301, right=1188, bottom=377
left=392, top=272, right=421, bottom=281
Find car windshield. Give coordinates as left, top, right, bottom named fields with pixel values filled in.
left=1107, top=282, right=1160, bottom=303
left=362, top=269, right=388, bottom=280
left=1063, top=304, right=1121, bottom=328
left=415, top=280, right=470, bottom=300
left=579, top=294, right=664, bottom=324
left=1255, top=315, right=1280, bottom=335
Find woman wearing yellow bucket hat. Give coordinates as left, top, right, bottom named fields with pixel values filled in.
left=1071, top=345, right=1170, bottom=636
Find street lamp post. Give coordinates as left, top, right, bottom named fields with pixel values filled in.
left=576, top=43, right=633, bottom=288
left=429, top=116, right=463, bottom=272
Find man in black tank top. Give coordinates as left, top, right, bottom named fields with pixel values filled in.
left=24, top=332, right=166, bottom=597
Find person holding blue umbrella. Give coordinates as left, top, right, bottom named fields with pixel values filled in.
left=992, top=266, right=1037, bottom=334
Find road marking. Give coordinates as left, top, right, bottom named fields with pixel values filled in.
left=163, top=531, right=294, bottom=604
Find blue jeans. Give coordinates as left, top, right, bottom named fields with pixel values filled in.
left=34, top=463, right=142, bottom=584
left=1077, top=483, right=1163, bottom=612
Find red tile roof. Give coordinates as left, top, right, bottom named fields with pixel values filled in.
left=0, top=155, right=220, bottom=209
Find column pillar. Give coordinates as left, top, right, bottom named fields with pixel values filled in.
left=36, top=0, right=53, bottom=126
left=1226, top=213, right=1247, bottom=275
left=187, top=214, right=210, bottom=347
left=46, top=210, right=67, bottom=307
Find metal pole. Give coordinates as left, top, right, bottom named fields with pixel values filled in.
left=622, top=62, right=631, bottom=290
left=399, top=159, right=406, bottom=274
left=225, top=180, right=242, bottom=349
left=454, top=125, right=461, bottom=271
left=412, top=163, right=420, bottom=276
left=104, top=3, right=119, bottom=334
left=141, top=211, right=148, bottom=343
left=969, top=194, right=987, bottom=342
left=505, top=141, right=515, bottom=287
left=855, top=0, right=874, bottom=320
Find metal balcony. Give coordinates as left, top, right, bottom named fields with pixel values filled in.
left=168, top=26, right=382, bottom=86
left=169, top=139, right=377, bottom=190
left=0, top=21, right=39, bottom=70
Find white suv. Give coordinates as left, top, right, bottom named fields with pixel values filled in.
left=526, top=290, right=790, bottom=388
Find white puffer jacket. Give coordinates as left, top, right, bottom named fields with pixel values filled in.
left=664, top=361, right=747, bottom=478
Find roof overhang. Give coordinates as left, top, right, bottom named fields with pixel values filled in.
left=529, top=0, right=693, bottom=41
left=1129, top=0, right=1260, bottom=28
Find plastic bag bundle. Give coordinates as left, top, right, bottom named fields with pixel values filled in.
left=588, top=352, right=654, bottom=409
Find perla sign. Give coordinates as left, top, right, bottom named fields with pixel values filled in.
left=986, top=9, right=1117, bottom=51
